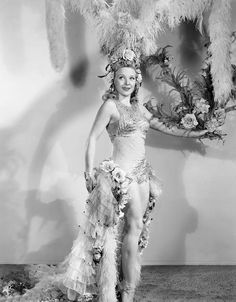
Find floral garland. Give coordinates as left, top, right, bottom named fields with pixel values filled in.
left=95, top=159, right=157, bottom=255
left=98, top=159, right=132, bottom=219
left=144, top=45, right=236, bottom=141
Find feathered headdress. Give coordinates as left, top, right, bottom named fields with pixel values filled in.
left=45, top=0, right=233, bottom=103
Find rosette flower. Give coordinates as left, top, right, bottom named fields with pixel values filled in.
left=123, top=48, right=136, bottom=61
left=194, top=98, right=210, bottom=114
left=112, top=167, right=126, bottom=183
left=205, top=118, right=219, bottom=132
left=181, top=113, right=198, bottom=129
left=99, top=159, right=116, bottom=173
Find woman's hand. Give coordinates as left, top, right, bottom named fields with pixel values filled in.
left=84, top=171, right=96, bottom=193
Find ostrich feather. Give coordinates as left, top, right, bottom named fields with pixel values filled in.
left=45, top=0, right=66, bottom=71
left=97, top=11, right=146, bottom=57
left=65, top=0, right=108, bottom=21
left=111, top=0, right=143, bottom=18
left=139, top=0, right=212, bottom=30
left=208, top=0, right=233, bottom=103
left=156, top=0, right=213, bottom=28
left=97, top=228, right=118, bottom=302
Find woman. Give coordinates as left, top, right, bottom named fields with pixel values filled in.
left=62, top=50, right=207, bottom=302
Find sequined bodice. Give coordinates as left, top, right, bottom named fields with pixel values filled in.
left=106, top=100, right=149, bottom=141
left=106, top=100, right=150, bottom=172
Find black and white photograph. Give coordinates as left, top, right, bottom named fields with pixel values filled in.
left=0, top=0, right=236, bottom=301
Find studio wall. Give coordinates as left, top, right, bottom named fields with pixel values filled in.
left=0, top=0, right=236, bottom=265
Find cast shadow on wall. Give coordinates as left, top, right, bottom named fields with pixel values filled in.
left=0, top=3, right=235, bottom=265
left=0, top=6, right=95, bottom=263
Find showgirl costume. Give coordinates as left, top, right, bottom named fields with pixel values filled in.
left=60, top=99, right=162, bottom=301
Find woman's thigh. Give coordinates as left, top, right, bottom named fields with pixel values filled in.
left=125, top=180, right=150, bottom=225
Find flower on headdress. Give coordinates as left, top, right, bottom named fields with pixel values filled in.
left=181, top=113, right=198, bottom=129
left=194, top=98, right=210, bottom=114
left=136, top=72, right=142, bottom=83
left=112, top=167, right=126, bottom=183
left=123, top=49, right=136, bottom=61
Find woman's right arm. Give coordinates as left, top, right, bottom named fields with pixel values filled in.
left=85, top=100, right=114, bottom=174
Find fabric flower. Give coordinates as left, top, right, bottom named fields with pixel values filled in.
left=99, top=159, right=116, bottom=173
left=112, top=167, right=126, bottom=183
left=120, top=178, right=130, bottom=193
left=136, top=72, right=142, bottom=83
left=181, top=113, right=198, bottom=129
left=93, top=247, right=103, bottom=263
left=194, top=98, right=210, bottom=114
left=214, top=108, right=226, bottom=126
left=205, top=118, right=219, bottom=132
left=123, top=48, right=136, bottom=61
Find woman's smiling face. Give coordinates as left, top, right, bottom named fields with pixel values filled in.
left=114, top=67, right=137, bottom=97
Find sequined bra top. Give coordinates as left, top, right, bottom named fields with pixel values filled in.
left=106, top=100, right=150, bottom=142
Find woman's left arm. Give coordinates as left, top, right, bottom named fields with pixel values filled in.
left=142, top=103, right=207, bottom=138
left=149, top=117, right=208, bottom=138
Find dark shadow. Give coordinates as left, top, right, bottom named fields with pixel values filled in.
left=70, top=59, right=89, bottom=87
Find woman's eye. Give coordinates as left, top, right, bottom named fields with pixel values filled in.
left=130, top=77, right=135, bottom=80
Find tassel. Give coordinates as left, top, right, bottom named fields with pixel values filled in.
left=45, top=0, right=66, bottom=71
left=208, top=0, right=233, bottom=103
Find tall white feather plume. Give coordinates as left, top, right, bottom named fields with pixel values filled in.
left=45, top=0, right=66, bottom=71
left=112, top=0, right=142, bottom=18
left=65, top=0, right=108, bottom=22
left=156, top=0, right=213, bottom=28
left=208, top=0, right=233, bottom=103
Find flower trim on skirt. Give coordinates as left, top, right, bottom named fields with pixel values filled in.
left=62, top=158, right=162, bottom=301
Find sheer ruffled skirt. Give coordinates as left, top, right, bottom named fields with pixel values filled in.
left=60, top=158, right=162, bottom=301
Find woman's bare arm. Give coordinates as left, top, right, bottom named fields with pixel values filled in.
left=85, top=100, right=115, bottom=174
left=142, top=103, right=207, bottom=138
left=149, top=118, right=208, bottom=138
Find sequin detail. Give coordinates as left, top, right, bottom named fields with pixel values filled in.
left=106, top=100, right=149, bottom=142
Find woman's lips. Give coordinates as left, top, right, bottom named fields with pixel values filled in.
left=122, top=86, right=131, bottom=91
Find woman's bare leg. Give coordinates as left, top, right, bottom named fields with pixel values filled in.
left=121, top=181, right=149, bottom=302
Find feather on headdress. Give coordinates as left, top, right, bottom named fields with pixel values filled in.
left=45, top=0, right=233, bottom=102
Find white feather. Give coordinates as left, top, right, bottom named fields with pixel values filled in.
left=208, top=0, right=233, bottom=103
left=45, top=0, right=66, bottom=71
left=97, top=227, right=118, bottom=302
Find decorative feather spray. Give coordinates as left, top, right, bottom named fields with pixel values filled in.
left=45, top=0, right=66, bottom=71
left=208, top=0, right=233, bottom=103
